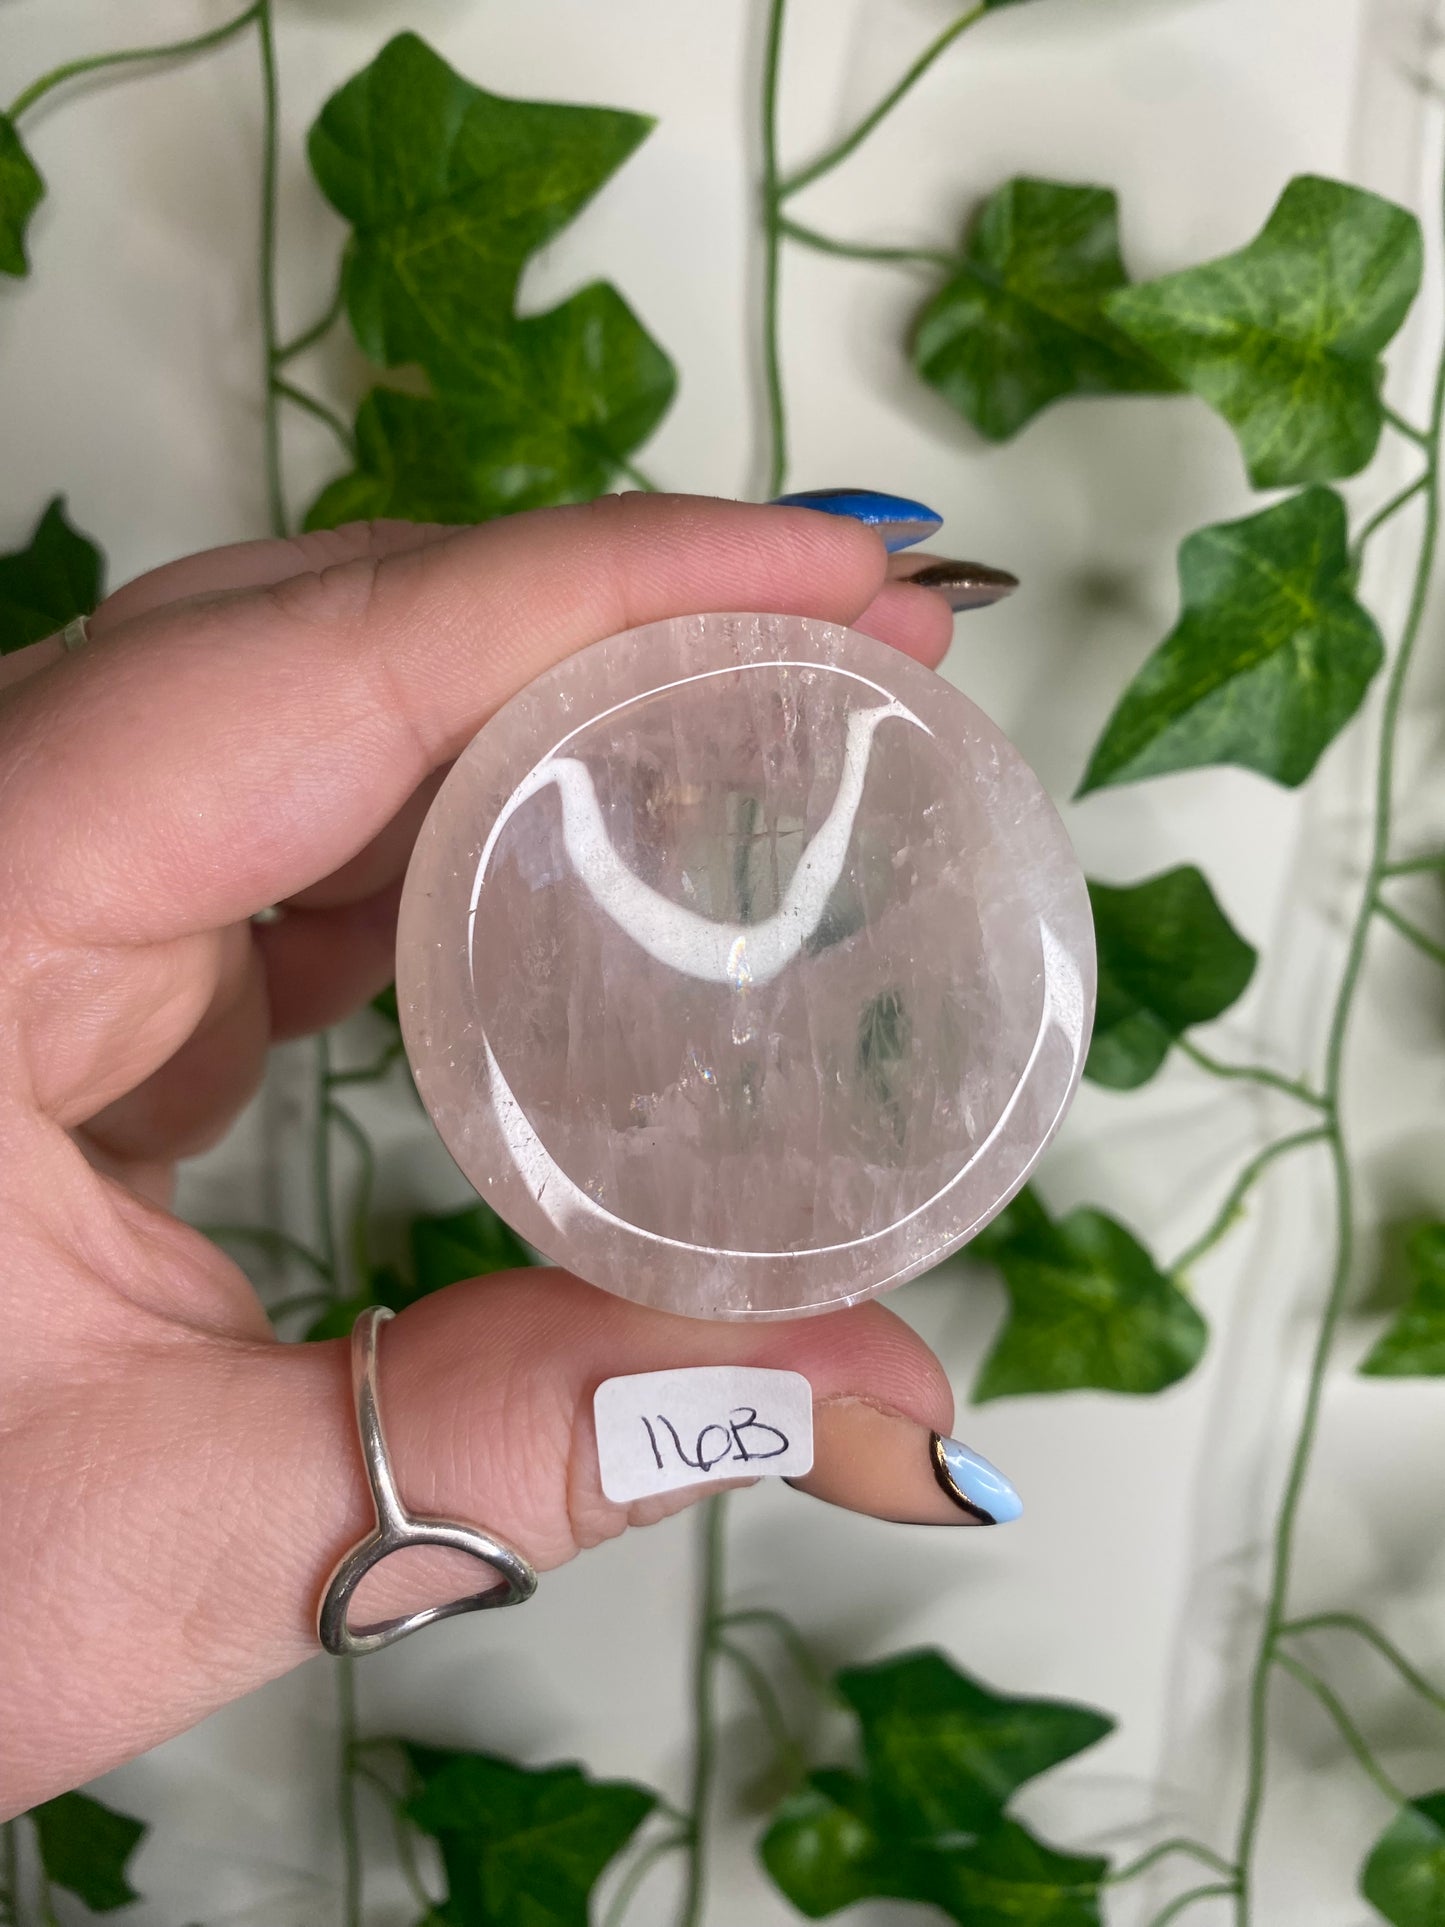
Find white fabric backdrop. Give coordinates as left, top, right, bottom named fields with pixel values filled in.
left=4, top=2, right=1443, bottom=1922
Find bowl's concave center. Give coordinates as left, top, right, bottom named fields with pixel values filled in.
left=469, top=663, right=1039, bottom=1256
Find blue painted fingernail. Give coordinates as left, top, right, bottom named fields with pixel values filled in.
left=930, top=1433, right=1023, bottom=1525
left=772, top=487, right=943, bottom=553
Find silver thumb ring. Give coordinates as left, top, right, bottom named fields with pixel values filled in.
left=317, top=1305, right=538, bottom=1656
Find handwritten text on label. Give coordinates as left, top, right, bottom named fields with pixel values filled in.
left=593, top=1366, right=815, bottom=1503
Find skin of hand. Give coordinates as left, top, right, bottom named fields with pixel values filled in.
left=0, top=494, right=980, bottom=1817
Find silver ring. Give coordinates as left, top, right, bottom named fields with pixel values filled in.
left=60, top=614, right=91, bottom=652
left=317, top=1305, right=537, bottom=1656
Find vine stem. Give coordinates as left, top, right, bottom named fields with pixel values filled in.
left=1149, top=1884, right=1239, bottom=1927
left=337, top=1651, right=364, bottom=1927
left=1383, top=403, right=1431, bottom=448
left=314, top=1035, right=339, bottom=1281
left=759, top=0, right=789, bottom=498
left=329, top=1038, right=407, bottom=1087
left=7, top=2, right=261, bottom=121
left=677, top=1495, right=728, bottom=1927
left=617, top=458, right=661, bottom=493
left=759, top=0, right=988, bottom=495
left=1106, top=1838, right=1237, bottom=1886
left=1230, top=157, right=1445, bottom=1921
left=272, top=379, right=355, bottom=459
left=328, top=1097, right=375, bottom=1291
left=777, top=3, right=987, bottom=199
left=352, top=1764, right=436, bottom=1914
left=602, top=1835, right=689, bottom=1927
left=1169, top=1127, right=1329, bottom=1279
left=256, top=0, right=286, bottom=538
left=1279, top=1611, right=1445, bottom=1716
left=778, top=215, right=956, bottom=272
left=1174, top=1037, right=1328, bottom=1111
left=717, top=1608, right=835, bottom=1699
left=1351, top=469, right=1429, bottom=570
left=1375, top=897, right=1445, bottom=969
left=716, top=1639, right=808, bottom=1777
left=274, top=275, right=346, bottom=365
left=1274, top=1655, right=1406, bottom=1806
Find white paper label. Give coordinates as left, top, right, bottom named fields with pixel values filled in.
left=593, top=1366, right=815, bottom=1504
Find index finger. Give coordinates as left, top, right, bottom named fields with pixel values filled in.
left=0, top=494, right=908, bottom=951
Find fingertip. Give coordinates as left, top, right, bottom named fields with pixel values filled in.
left=852, top=579, right=957, bottom=667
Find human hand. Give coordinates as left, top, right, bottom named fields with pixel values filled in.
left=0, top=494, right=1018, bottom=1815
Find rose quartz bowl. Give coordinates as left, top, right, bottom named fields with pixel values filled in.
left=396, top=612, right=1095, bottom=1320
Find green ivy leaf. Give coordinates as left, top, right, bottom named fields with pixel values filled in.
left=31, top=1790, right=146, bottom=1912
left=0, top=112, right=44, bottom=277
left=302, top=1204, right=532, bottom=1341
left=972, top=1187, right=1207, bottom=1399
left=1361, top=1792, right=1445, bottom=1926
left=1087, top=867, right=1257, bottom=1089
left=309, top=34, right=654, bottom=387
left=839, top=1651, right=1113, bottom=1838
left=759, top=1771, right=902, bottom=1917
left=302, top=1267, right=410, bottom=1343
left=1106, top=174, right=1422, bottom=487
left=0, top=496, right=104, bottom=655
left=927, top=1818, right=1108, bottom=1927
left=913, top=177, right=1175, bottom=441
left=1078, top=487, right=1383, bottom=794
left=759, top=1651, right=1111, bottom=1925
left=411, top=1203, right=534, bottom=1294
left=762, top=1779, right=1104, bottom=1925
left=404, top=1746, right=655, bottom=1927
left=308, top=284, right=674, bottom=530
left=1361, top=1223, right=1445, bottom=1377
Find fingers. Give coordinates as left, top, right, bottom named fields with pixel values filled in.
left=253, top=878, right=403, bottom=1037
left=92, top=519, right=462, bottom=633
left=0, top=497, right=972, bottom=1139
left=0, top=521, right=462, bottom=693
left=1, top=1259, right=1020, bottom=1810
left=0, top=496, right=894, bottom=956
left=77, top=923, right=268, bottom=1163
left=856, top=575, right=956, bottom=660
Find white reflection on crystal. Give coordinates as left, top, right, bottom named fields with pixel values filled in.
left=473, top=692, right=920, bottom=987
left=483, top=922, right=1083, bottom=1262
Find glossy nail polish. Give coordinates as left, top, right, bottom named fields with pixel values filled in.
left=772, top=487, right=943, bottom=553
left=930, top=1433, right=1023, bottom=1525
left=791, top=1397, right=1022, bottom=1526
left=893, top=556, right=1020, bottom=611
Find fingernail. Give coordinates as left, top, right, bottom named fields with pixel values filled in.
left=930, top=1433, right=1023, bottom=1524
left=789, top=1398, right=1022, bottom=1526
left=771, top=487, right=943, bottom=553
left=891, top=555, right=1020, bottom=611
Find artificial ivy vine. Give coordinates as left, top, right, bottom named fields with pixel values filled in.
left=2, top=4, right=1445, bottom=1926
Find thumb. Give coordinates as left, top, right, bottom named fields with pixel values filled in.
left=5, top=1264, right=1018, bottom=1812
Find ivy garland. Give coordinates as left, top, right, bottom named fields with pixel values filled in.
left=2, top=4, right=1445, bottom=1926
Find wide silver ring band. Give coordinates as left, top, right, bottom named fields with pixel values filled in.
left=317, top=1305, right=538, bottom=1656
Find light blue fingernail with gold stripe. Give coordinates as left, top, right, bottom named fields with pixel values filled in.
left=930, top=1434, right=1023, bottom=1525
left=771, top=487, right=943, bottom=553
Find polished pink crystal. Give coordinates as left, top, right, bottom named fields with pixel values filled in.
left=397, top=613, right=1095, bottom=1320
